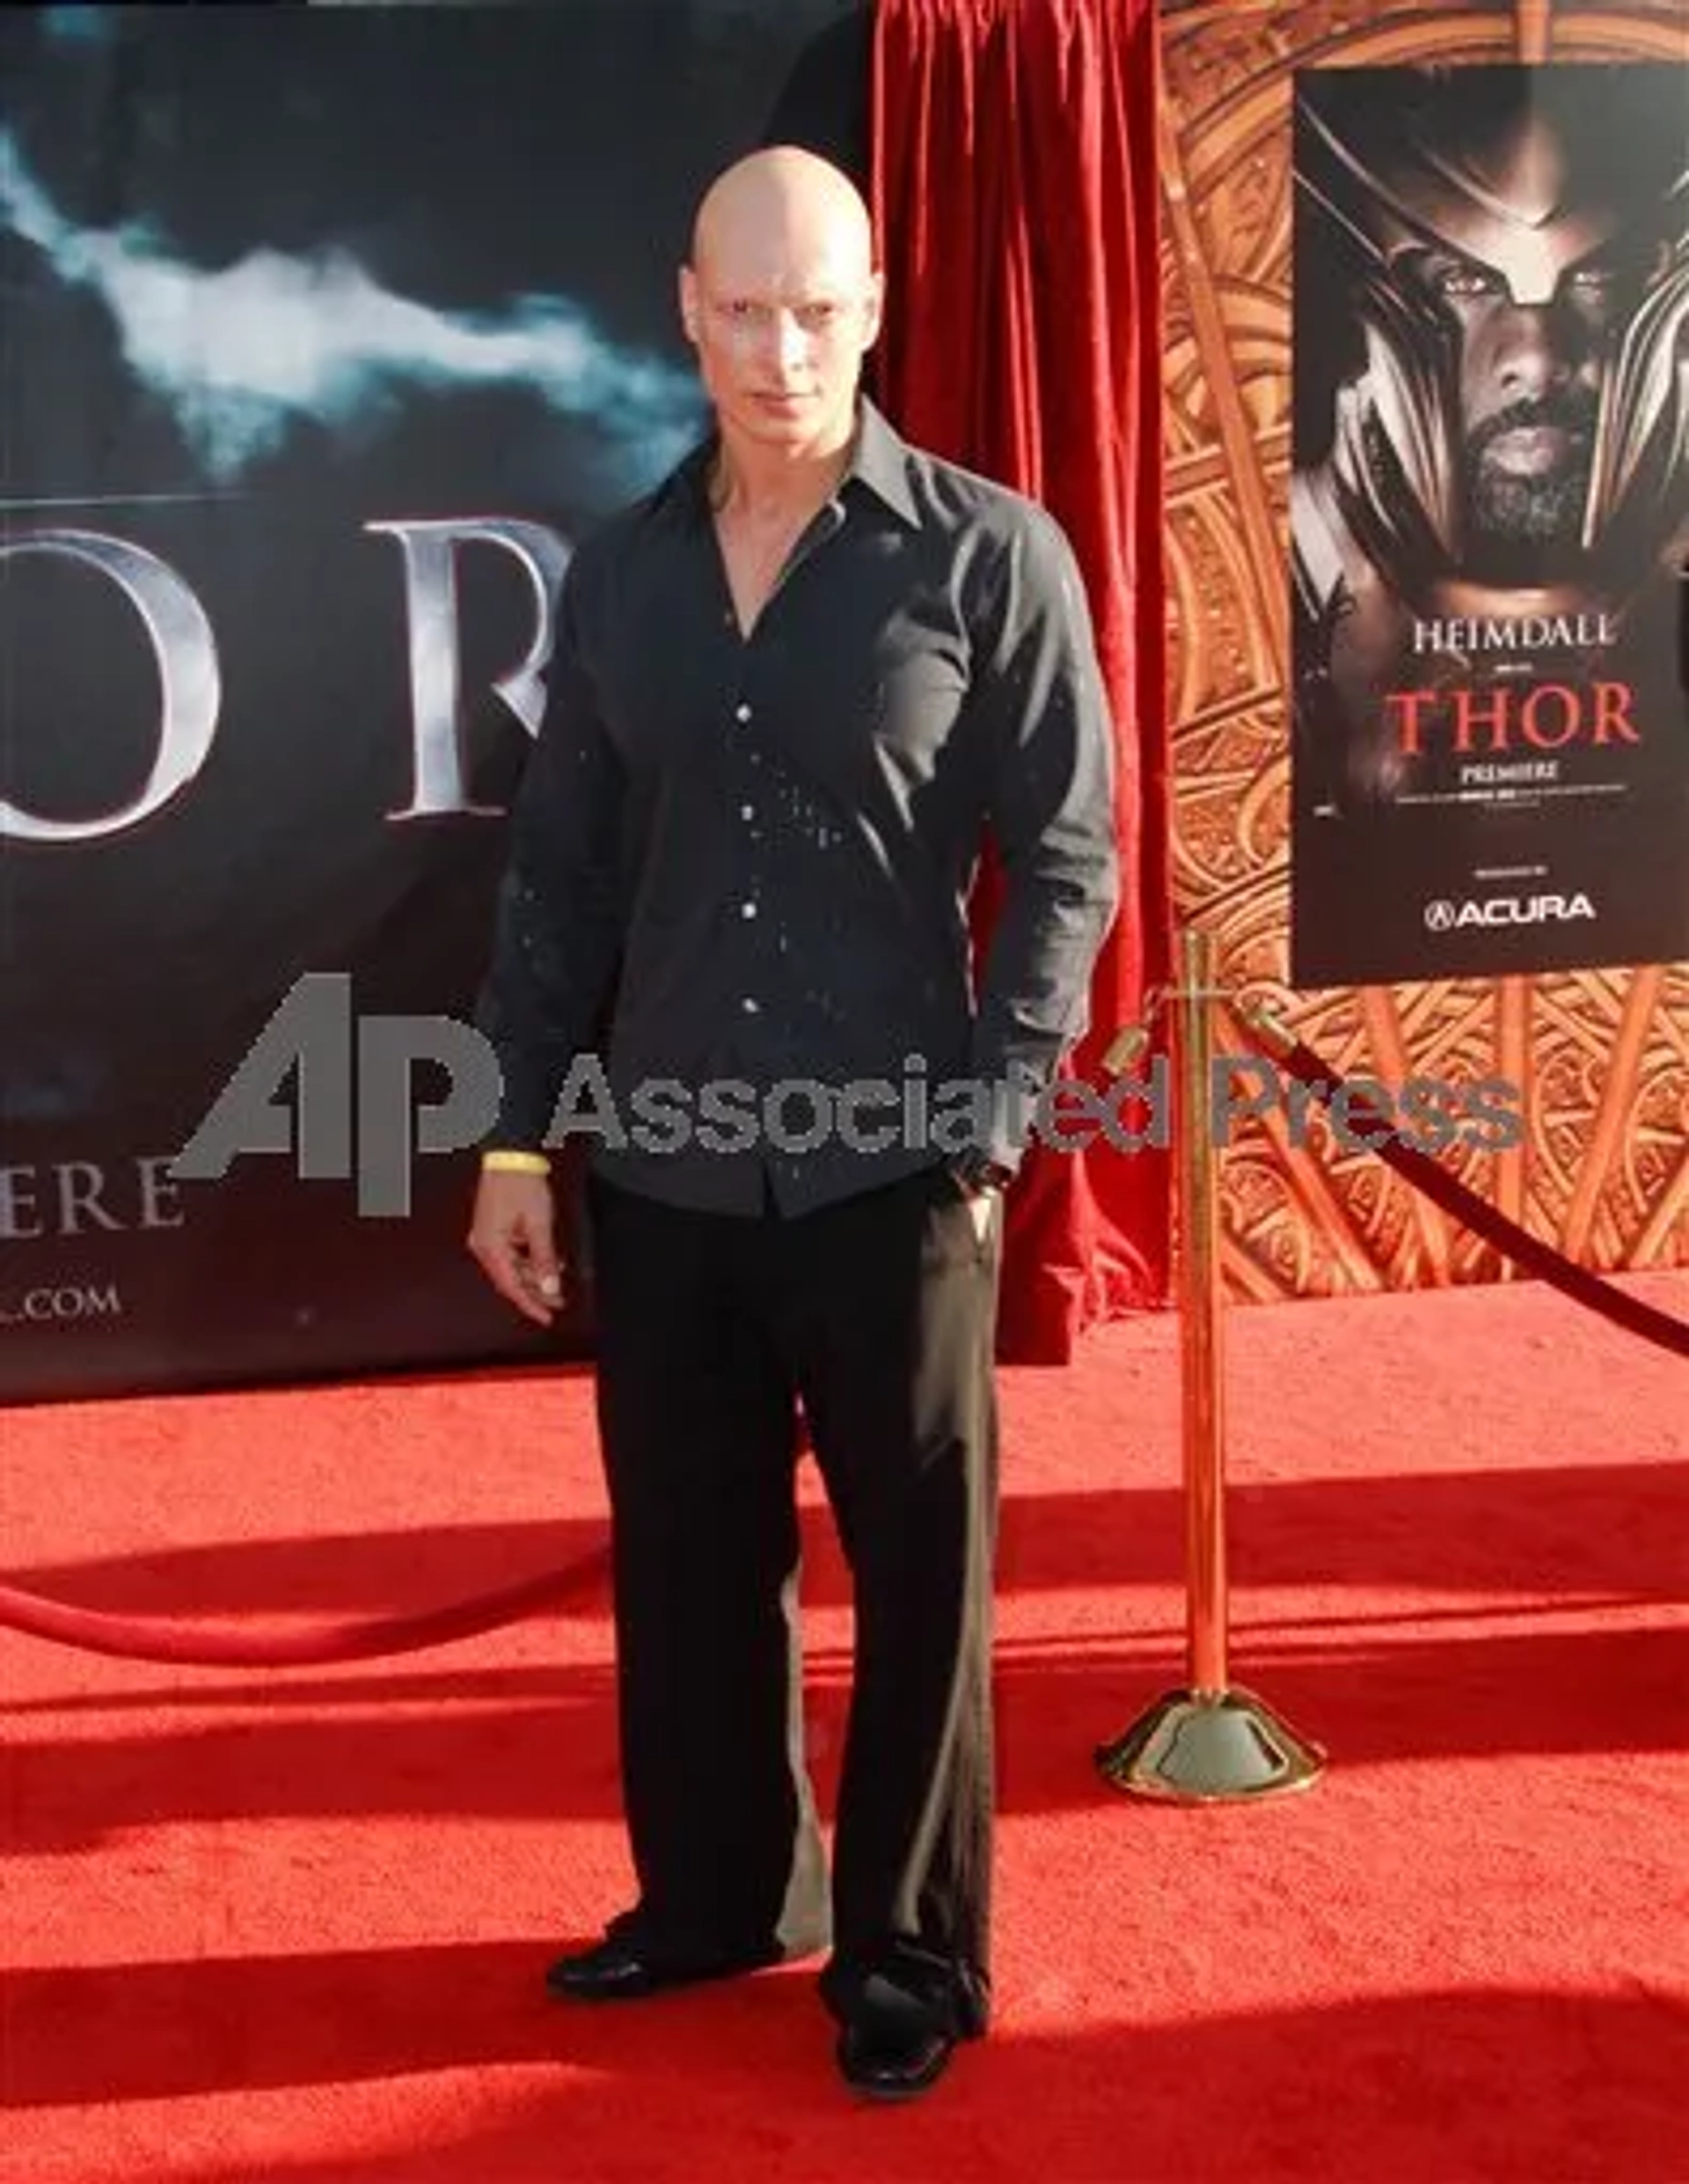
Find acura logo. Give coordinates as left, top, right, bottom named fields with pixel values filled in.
left=1425, top=892, right=1597, bottom=932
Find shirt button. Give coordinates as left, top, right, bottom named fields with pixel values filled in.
left=735, top=702, right=752, bottom=722
left=740, top=803, right=755, bottom=820
left=741, top=996, right=760, bottom=1015
left=740, top=900, right=757, bottom=919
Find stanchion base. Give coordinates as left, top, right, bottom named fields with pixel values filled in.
left=1095, top=1686, right=1326, bottom=1802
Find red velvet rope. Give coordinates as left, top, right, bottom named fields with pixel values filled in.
left=0, top=1550, right=610, bottom=1666
left=1243, top=1021, right=1689, bottom=1360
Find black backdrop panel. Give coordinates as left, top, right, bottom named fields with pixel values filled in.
left=0, top=1, right=860, bottom=1400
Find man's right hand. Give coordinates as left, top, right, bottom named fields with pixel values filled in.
left=467, top=1168, right=566, bottom=1327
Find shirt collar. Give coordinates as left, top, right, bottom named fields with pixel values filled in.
left=666, top=395, right=921, bottom=531
left=848, top=397, right=922, bottom=527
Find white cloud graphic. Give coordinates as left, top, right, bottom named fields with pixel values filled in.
left=40, top=7, right=116, bottom=45
left=0, top=123, right=704, bottom=482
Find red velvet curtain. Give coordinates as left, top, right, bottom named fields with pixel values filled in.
left=870, top=0, right=1173, bottom=1360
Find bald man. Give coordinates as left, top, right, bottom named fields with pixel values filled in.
left=471, top=147, right=1117, bottom=2100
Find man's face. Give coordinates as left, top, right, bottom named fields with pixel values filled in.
left=1404, top=245, right=1627, bottom=569
left=679, top=215, right=881, bottom=458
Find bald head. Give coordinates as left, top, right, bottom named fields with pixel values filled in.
left=678, top=146, right=882, bottom=463
left=690, top=146, right=874, bottom=287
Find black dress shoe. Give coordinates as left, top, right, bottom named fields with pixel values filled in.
left=545, top=1934, right=783, bottom=2003
left=836, top=2019, right=956, bottom=2100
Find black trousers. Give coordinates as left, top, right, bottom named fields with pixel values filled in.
left=585, top=1162, right=1001, bottom=2037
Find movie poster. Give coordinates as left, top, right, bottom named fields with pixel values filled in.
left=0, top=2, right=857, bottom=1401
left=1290, top=62, right=1688, bottom=988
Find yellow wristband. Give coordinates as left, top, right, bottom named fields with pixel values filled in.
left=481, top=1148, right=552, bottom=1176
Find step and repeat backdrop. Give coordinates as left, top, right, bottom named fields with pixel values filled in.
left=0, top=0, right=859, bottom=1399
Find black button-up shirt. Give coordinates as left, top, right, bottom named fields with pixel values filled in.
left=478, top=398, right=1119, bottom=1217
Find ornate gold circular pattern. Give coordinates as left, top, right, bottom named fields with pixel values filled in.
left=1159, top=0, right=1689, bottom=1298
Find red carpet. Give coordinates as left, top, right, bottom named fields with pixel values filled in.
left=4, top=1273, right=1687, bottom=2182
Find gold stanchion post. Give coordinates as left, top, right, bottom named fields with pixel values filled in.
left=1095, top=925, right=1327, bottom=1800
